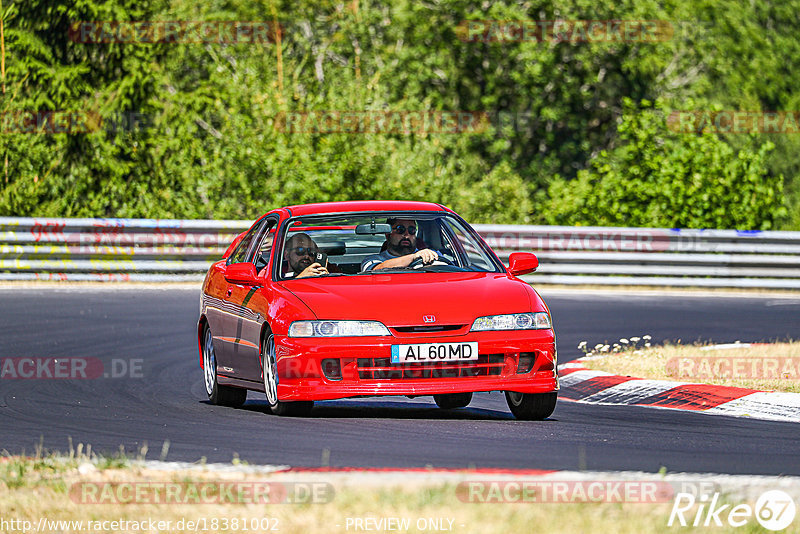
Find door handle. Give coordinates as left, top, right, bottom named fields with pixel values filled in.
left=226, top=287, right=233, bottom=297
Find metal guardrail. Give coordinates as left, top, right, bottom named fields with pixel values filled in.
left=0, top=217, right=244, bottom=282
left=1, top=218, right=799, bottom=288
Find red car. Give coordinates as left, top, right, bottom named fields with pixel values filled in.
left=197, top=201, right=558, bottom=419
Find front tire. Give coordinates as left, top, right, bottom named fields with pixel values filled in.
left=262, top=333, right=314, bottom=417
left=505, top=391, right=557, bottom=420
left=202, top=324, right=247, bottom=407
left=433, top=392, right=473, bottom=409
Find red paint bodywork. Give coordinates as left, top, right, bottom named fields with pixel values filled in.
left=198, top=201, right=558, bottom=402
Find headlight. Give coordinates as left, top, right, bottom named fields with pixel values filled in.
left=470, top=312, right=551, bottom=331
left=288, top=320, right=391, bottom=337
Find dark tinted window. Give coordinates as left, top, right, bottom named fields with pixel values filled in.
left=228, top=219, right=266, bottom=264
left=254, top=223, right=277, bottom=273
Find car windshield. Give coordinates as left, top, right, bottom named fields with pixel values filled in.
left=276, top=212, right=502, bottom=280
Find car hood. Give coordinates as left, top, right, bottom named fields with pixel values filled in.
left=280, top=272, right=537, bottom=327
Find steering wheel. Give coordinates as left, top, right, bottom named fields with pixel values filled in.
left=409, top=255, right=455, bottom=269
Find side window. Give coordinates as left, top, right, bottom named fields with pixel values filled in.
left=228, top=219, right=267, bottom=265
left=254, top=223, right=277, bottom=273
left=432, top=221, right=458, bottom=263
left=444, top=219, right=495, bottom=271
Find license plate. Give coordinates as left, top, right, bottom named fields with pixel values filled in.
left=390, top=342, right=479, bottom=364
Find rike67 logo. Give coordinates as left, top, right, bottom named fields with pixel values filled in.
left=669, top=489, right=796, bottom=531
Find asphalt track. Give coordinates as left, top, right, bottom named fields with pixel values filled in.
left=2, top=287, right=800, bottom=475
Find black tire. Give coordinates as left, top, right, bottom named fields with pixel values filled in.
left=433, top=392, right=473, bottom=409
left=202, top=324, right=247, bottom=408
left=505, top=391, right=557, bottom=420
left=262, top=333, right=314, bottom=417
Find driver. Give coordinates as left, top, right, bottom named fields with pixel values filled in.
left=361, top=218, right=439, bottom=271
left=283, top=233, right=329, bottom=278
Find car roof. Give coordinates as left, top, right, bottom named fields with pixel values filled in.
left=279, top=200, right=452, bottom=217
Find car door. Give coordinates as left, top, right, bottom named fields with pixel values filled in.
left=204, top=222, right=261, bottom=376
left=217, top=217, right=277, bottom=382
left=210, top=217, right=268, bottom=379
left=234, top=221, right=278, bottom=382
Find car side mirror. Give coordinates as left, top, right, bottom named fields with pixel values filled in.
left=224, top=262, right=259, bottom=285
left=508, top=252, right=538, bottom=276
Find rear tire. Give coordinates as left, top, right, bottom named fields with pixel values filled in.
left=262, top=333, right=314, bottom=417
left=202, top=324, right=247, bottom=408
left=433, top=392, right=473, bottom=409
left=505, top=391, right=557, bottom=420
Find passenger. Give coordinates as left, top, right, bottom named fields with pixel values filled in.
left=283, top=233, right=329, bottom=278
left=361, top=218, right=438, bottom=271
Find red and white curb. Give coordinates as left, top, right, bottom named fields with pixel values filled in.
left=558, top=360, right=800, bottom=423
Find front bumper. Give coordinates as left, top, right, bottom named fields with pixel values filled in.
left=274, top=330, right=558, bottom=401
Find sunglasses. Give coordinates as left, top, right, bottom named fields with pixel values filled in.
left=290, top=246, right=317, bottom=256
left=392, top=225, right=417, bottom=235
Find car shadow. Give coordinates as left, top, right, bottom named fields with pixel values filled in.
left=239, top=399, right=524, bottom=420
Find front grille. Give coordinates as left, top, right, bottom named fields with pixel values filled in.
left=357, top=354, right=505, bottom=380
left=392, top=325, right=465, bottom=333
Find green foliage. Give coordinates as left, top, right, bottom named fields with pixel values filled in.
left=540, top=100, right=786, bottom=229
left=455, top=160, right=533, bottom=224
left=0, top=0, right=799, bottom=228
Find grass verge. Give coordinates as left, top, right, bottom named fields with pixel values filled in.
left=2, top=452, right=798, bottom=534
left=577, top=340, right=800, bottom=393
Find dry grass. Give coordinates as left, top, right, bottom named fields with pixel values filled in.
left=4, top=454, right=793, bottom=534
left=578, top=341, right=800, bottom=393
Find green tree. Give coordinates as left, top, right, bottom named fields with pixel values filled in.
left=541, top=99, right=786, bottom=229
left=1, top=0, right=798, bottom=229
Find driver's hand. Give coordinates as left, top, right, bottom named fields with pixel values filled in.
left=413, top=249, right=438, bottom=265
left=297, top=262, right=329, bottom=278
